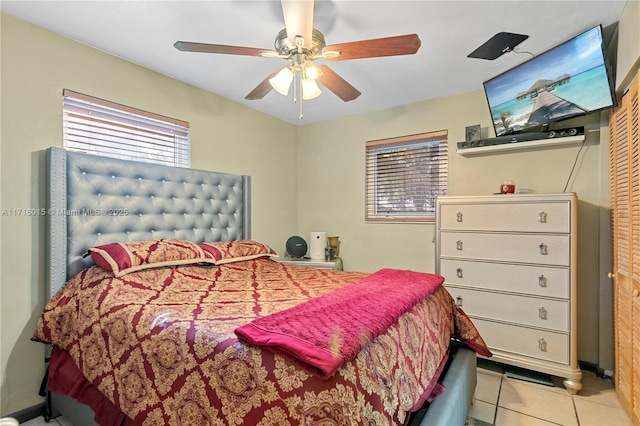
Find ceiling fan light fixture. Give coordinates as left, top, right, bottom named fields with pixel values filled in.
left=269, top=67, right=294, bottom=96
left=301, top=78, right=322, bottom=100
left=303, top=62, right=319, bottom=80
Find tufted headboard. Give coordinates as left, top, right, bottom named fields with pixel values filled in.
left=46, top=147, right=251, bottom=297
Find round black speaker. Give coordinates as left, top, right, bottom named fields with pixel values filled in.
left=286, top=236, right=307, bottom=258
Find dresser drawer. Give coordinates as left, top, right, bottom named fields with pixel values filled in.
left=473, top=318, right=569, bottom=364
left=439, top=201, right=570, bottom=233
left=446, top=286, right=569, bottom=332
left=439, top=232, right=570, bottom=266
left=440, top=259, right=569, bottom=299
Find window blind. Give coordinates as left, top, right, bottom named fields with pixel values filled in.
left=63, top=89, right=190, bottom=167
left=365, top=130, right=448, bottom=222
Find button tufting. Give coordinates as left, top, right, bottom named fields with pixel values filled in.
left=97, top=232, right=102, bottom=237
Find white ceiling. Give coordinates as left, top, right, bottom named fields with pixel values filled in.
left=1, top=1, right=627, bottom=125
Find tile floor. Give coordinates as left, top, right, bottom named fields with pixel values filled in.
left=15, top=361, right=634, bottom=426
left=472, top=360, right=633, bottom=425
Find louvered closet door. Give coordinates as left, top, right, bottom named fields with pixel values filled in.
left=610, top=68, right=640, bottom=425
left=632, top=76, right=640, bottom=426
left=611, top=81, right=632, bottom=421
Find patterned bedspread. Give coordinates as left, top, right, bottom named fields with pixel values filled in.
left=33, top=258, right=488, bottom=426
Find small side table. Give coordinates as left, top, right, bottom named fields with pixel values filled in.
left=275, top=257, right=343, bottom=270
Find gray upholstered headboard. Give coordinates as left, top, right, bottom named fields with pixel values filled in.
left=47, top=147, right=251, bottom=297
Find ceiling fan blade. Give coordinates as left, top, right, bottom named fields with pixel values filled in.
left=315, top=65, right=361, bottom=102
left=324, top=34, right=421, bottom=61
left=281, top=0, right=314, bottom=47
left=245, top=69, right=282, bottom=100
left=174, top=41, right=276, bottom=57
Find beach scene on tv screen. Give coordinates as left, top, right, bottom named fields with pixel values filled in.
left=485, top=26, right=614, bottom=137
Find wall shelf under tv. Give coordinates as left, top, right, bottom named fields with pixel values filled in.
left=457, top=134, right=585, bottom=157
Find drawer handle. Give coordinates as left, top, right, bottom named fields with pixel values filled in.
left=456, top=240, right=463, bottom=250
left=538, top=274, right=547, bottom=287
left=456, top=296, right=463, bottom=307
left=456, top=267, right=463, bottom=278
left=538, top=306, right=548, bottom=320
left=539, top=243, right=548, bottom=255
left=538, top=338, right=547, bottom=352
left=456, top=212, right=463, bottom=222
left=539, top=211, right=548, bottom=223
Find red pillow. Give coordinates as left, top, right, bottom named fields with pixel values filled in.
left=199, top=240, right=277, bottom=265
left=88, top=239, right=212, bottom=277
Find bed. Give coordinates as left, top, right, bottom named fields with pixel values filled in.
left=33, top=147, right=489, bottom=425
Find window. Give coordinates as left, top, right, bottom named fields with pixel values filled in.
left=365, top=130, right=448, bottom=222
left=63, top=89, right=190, bottom=167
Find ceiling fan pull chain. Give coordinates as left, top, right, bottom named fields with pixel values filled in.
left=297, top=72, right=304, bottom=119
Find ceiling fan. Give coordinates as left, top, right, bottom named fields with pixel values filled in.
left=174, top=0, right=421, bottom=118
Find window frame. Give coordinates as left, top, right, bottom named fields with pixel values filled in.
left=62, top=89, right=190, bottom=168
left=365, top=130, right=448, bottom=223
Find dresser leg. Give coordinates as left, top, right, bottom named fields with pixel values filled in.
left=563, top=378, right=582, bottom=395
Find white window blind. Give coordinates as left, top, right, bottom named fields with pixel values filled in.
left=365, top=130, right=448, bottom=222
left=63, top=89, right=190, bottom=167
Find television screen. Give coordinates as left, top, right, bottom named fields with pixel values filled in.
left=483, top=25, right=615, bottom=137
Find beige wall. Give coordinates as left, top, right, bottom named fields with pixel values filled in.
left=0, top=14, right=298, bottom=415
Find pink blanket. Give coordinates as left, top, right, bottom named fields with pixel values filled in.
left=235, top=268, right=445, bottom=379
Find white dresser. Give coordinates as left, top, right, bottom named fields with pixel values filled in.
left=435, top=193, right=581, bottom=394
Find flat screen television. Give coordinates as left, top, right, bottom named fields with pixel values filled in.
left=483, top=25, right=616, bottom=137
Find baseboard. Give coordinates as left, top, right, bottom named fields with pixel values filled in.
left=578, top=360, right=614, bottom=380
left=6, top=402, right=46, bottom=423
left=578, top=360, right=598, bottom=371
